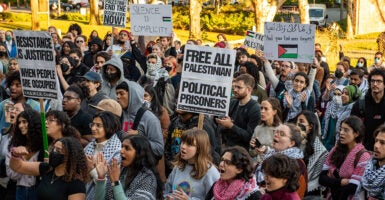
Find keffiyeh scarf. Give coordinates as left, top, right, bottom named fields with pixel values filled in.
left=213, top=176, right=258, bottom=200
left=361, top=159, right=385, bottom=199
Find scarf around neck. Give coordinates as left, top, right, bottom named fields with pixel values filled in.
left=361, top=158, right=385, bottom=198
left=263, top=147, right=304, bottom=162
left=213, top=176, right=258, bottom=200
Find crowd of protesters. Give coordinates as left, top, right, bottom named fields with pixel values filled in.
left=0, top=23, right=385, bottom=200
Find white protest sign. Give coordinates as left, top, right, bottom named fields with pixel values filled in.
left=13, top=30, right=58, bottom=99
left=177, top=45, right=235, bottom=116
left=244, top=30, right=264, bottom=51
left=264, top=22, right=316, bottom=63
left=103, top=0, right=127, bottom=27
left=130, top=4, right=172, bottom=36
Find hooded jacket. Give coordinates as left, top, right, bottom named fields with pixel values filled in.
left=83, top=37, right=103, bottom=68
left=101, top=56, right=126, bottom=100
left=121, top=80, right=164, bottom=158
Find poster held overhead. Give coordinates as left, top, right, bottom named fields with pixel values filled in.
left=177, top=44, right=235, bottom=116
left=103, top=0, right=128, bottom=27
left=263, top=22, right=316, bottom=63
left=244, top=30, right=264, bottom=51
left=130, top=4, right=172, bottom=36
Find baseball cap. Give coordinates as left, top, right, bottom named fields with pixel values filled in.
left=82, top=71, right=102, bottom=82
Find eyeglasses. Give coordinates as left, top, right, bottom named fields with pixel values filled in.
left=220, top=158, right=233, bottom=165
left=370, top=79, right=383, bottom=84
left=9, top=62, right=18, bottom=66
left=46, top=118, right=58, bottom=123
left=273, top=129, right=291, bottom=138
left=89, top=123, right=103, bottom=129
left=76, top=40, right=84, bottom=43
left=63, top=96, right=79, bottom=101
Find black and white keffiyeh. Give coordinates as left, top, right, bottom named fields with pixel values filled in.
left=361, top=158, right=385, bottom=199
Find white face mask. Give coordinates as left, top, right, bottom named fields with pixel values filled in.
left=321, top=56, right=327, bottom=62
left=143, top=100, right=151, bottom=108
left=333, top=95, right=342, bottom=105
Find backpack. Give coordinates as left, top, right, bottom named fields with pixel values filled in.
left=132, top=106, right=148, bottom=130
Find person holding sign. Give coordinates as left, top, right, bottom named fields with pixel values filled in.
left=106, top=30, right=131, bottom=58
left=216, top=74, right=260, bottom=149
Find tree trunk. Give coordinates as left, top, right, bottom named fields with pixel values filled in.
left=31, top=0, right=40, bottom=30
left=252, top=0, right=286, bottom=33
left=89, top=0, right=100, bottom=25
left=346, top=0, right=353, bottom=39
left=189, top=0, right=202, bottom=39
left=38, top=0, right=48, bottom=12
left=298, top=0, right=309, bottom=24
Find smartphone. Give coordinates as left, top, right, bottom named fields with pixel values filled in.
left=253, top=138, right=262, bottom=149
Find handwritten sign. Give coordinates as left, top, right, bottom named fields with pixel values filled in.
left=264, top=22, right=316, bottom=63
left=177, top=45, right=235, bottom=116
left=103, top=0, right=127, bottom=27
left=244, top=30, right=264, bottom=51
left=130, top=4, right=172, bottom=36
left=14, top=31, right=58, bottom=99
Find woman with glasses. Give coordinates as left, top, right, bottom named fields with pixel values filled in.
left=75, top=35, right=88, bottom=56
left=84, top=111, right=121, bottom=200
left=319, top=116, right=370, bottom=200
left=255, top=123, right=308, bottom=199
left=205, top=146, right=261, bottom=200
left=296, top=110, right=328, bottom=197
left=9, top=137, right=89, bottom=200
left=45, top=110, right=81, bottom=144
left=5, top=109, right=42, bottom=200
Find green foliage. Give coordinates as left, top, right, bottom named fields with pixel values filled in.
left=58, top=13, right=89, bottom=22
left=0, top=12, right=31, bottom=21
left=172, top=6, right=254, bottom=36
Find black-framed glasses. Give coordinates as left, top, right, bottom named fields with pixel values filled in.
left=63, top=96, right=79, bottom=101
left=220, top=158, right=233, bottom=165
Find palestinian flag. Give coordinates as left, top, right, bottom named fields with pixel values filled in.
left=163, top=17, right=171, bottom=22
left=278, top=44, right=298, bottom=58
left=246, top=30, right=255, bottom=38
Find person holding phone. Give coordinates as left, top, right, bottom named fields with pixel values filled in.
left=249, top=98, right=282, bottom=163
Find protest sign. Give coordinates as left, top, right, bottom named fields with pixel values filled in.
left=130, top=4, right=172, bottom=36
left=263, top=22, right=316, bottom=63
left=13, top=30, right=58, bottom=100
left=103, top=0, right=127, bottom=27
left=177, top=45, right=235, bottom=116
left=244, top=30, right=264, bottom=51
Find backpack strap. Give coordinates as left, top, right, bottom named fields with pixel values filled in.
left=132, top=107, right=147, bottom=130
left=354, top=149, right=368, bottom=167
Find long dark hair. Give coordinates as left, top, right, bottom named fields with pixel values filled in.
left=330, top=115, right=365, bottom=168
left=296, top=110, right=319, bottom=166
left=144, top=84, right=163, bottom=117
left=9, top=109, right=42, bottom=153
left=121, top=135, right=163, bottom=199
left=46, top=110, right=81, bottom=143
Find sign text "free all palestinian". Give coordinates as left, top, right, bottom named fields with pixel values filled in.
left=14, top=31, right=58, bottom=99
left=177, top=45, right=235, bottom=116
left=130, top=4, right=172, bottom=36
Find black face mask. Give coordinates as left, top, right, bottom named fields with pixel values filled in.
left=118, top=40, right=125, bottom=45
left=60, top=63, right=69, bottom=72
left=335, top=69, right=343, bottom=79
left=0, top=51, right=6, bottom=57
left=49, top=151, right=64, bottom=168
left=105, top=72, right=119, bottom=81
left=164, top=66, right=172, bottom=72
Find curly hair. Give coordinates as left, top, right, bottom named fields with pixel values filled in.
left=56, top=137, right=88, bottom=182
left=330, top=115, right=365, bottom=168
left=121, top=135, right=163, bottom=199
left=46, top=110, right=81, bottom=143
left=9, top=109, right=42, bottom=153
left=222, top=146, right=254, bottom=181
left=6, top=70, right=20, bottom=88
left=68, top=23, right=82, bottom=36
left=173, top=128, right=213, bottom=180
left=262, top=154, right=300, bottom=192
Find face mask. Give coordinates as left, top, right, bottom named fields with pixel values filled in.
left=105, top=72, right=119, bottom=81
left=49, top=151, right=64, bottom=168
left=60, top=63, right=69, bottom=72
left=5, top=35, right=11, bottom=41
left=164, top=66, right=172, bottom=72
left=0, top=51, right=6, bottom=57
left=357, top=62, right=363, bottom=68
left=333, top=95, right=342, bottom=105
left=147, top=63, right=159, bottom=76
left=321, top=56, right=326, bottom=62
left=144, top=100, right=151, bottom=108
left=375, top=58, right=381, bottom=64
left=335, top=70, right=343, bottom=79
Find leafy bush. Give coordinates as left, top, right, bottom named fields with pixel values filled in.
left=59, top=13, right=88, bottom=22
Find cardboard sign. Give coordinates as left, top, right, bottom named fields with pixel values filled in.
left=13, top=31, right=58, bottom=99
left=244, top=30, right=264, bottom=51
left=177, top=45, right=235, bottom=116
left=130, top=4, right=172, bottom=36
left=103, top=0, right=128, bottom=27
left=264, top=22, right=316, bottom=63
